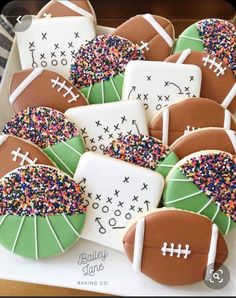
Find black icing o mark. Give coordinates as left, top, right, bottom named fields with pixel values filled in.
left=41, top=61, right=47, bottom=67
left=102, top=206, right=109, bottom=213
left=61, top=59, right=67, bottom=66
left=125, top=213, right=131, bottom=220
left=83, top=199, right=89, bottom=207
left=156, top=104, right=162, bottom=111
left=91, top=146, right=97, bottom=152
left=114, top=209, right=121, bottom=217
left=144, top=103, right=149, bottom=110
left=95, top=218, right=106, bottom=234
left=109, top=218, right=117, bottom=227
left=51, top=60, right=58, bottom=67
left=92, top=202, right=99, bottom=209
left=99, top=144, right=105, bottom=151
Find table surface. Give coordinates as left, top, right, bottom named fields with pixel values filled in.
left=0, top=0, right=235, bottom=296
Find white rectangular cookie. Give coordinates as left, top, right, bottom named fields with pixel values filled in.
left=16, top=16, right=96, bottom=78
left=65, top=101, right=148, bottom=153
left=122, top=61, right=202, bottom=122
left=74, top=152, right=164, bottom=251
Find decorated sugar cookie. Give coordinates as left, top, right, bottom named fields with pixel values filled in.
left=122, top=60, right=202, bottom=121
left=0, top=134, right=54, bottom=178
left=10, top=68, right=87, bottom=114
left=103, top=134, right=179, bottom=177
left=16, top=16, right=96, bottom=78
left=149, top=98, right=236, bottom=146
left=123, top=208, right=228, bottom=285
left=163, top=151, right=236, bottom=235
left=2, top=107, right=85, bottom=176
left=170, top=128, right=236, bottom=159
left=65, top=101, right=148, bottom=153
left=165, top=49, right=236, bottom=114
left=74, top=152, right=164, bottom=251
left=174, top=19, right=236, bottom=77
left=37, top=0, right=96, bottom=23
left=0, top=165, right=86, bottom=259
left=69, top=35, right=145, bottom=104
left=113, top=14, right=175, bottom=61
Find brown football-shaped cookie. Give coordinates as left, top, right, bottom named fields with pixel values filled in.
left=165, top=49, right=236, bottom=114
left=113, top=14, right=175, bottom=61
left=37, top=0, right=96, bottom=22
left=9, top=68, right=88, bottom=114
left=123, top=208, right=228, bottom=285
left=149, top=98, right=236, bottom=146
left=0, top=134, right=54, bottom=178
left=170, top=128, right=236, bottom=159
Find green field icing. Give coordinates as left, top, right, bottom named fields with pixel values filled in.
left=0, top=214, right=86, bottom=259
left=80, top=73, right=124, bottom=104
left=174, top=23, right=205, bottom=53
left=44, top=135, right=85, bottom=177
left=155, top=151, right=179, bottom=178
left=163, top=169, right=235, bottom=234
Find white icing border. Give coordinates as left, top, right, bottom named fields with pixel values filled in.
left=58, top=0, right=94, bottom=20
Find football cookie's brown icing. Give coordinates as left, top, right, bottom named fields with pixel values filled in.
left=165, top=51, right=236, bottom=114
left=149, top=98, right=236, bottom=146
left=113, top=14, right=174, bottom=61
left=10, top=68, right=88, bottom=114
left=37, top=0, right=95, bottom=19
left=170, top=128, right=236, bottom=159
left=0, top=135, right=54, bottom=178
left=123, top=209, right=228, bottom=285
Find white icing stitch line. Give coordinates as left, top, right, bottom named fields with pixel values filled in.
left=46, top=216, right=64, bottom=252
left=179, top=35, right=203, bottom=43
left=11, top=147, right=38, bottom=166
left=0, top=214, right=8, bottom=227
left=58, top=0, right=94, bottom=20
left=12, top=216, right=26, bottom=253
left=62, top=213, right=80, bottom=237
left=202, top=55, right=227, bottom=76
left=221, top=83, right=236, bottom=109
left=161, top=242, right=191, bottom=259
left=34, top=216, right=38, bottom=260
left=48, top=146, right=74, bottom=176
left=61, top=140, right=82, bottom=156
left=9, top=68, right=44, bottom=104
left=51, top=77, right=80, bottom=103
left=224, top=216, right=231, bottom=235
left=142, top=14, right=173, bottom=47
left=110, top=77, right=121, bottom=101
left=198, top=198, right=213, bottom=214
left=165, top=190, right=203, bottom=205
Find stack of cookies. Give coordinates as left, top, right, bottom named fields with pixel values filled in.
left=0, top=0, right=235, bottom=287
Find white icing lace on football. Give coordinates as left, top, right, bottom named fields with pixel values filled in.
left=138, top=41, right=150, bottom=51
left=51, top=77, right=80, bottom=103
left=161, top=242, right=191, bottom=259
left=11, top=148, right=37, bottom=166
left=43, top=13, right=52, bottom=18
left=184, top=125, right=200, bottom=135
left=202, top=55, right=227, bottom=76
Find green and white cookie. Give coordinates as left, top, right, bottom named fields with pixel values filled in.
left=163, top=150, right=236, bottom=235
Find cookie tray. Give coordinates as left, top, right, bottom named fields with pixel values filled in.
left=0, top=24, right=236, bottom=296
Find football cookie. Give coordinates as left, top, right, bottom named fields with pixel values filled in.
left=163, top=151, right=236, bottom=235
left=0, top=165, right=86, bottom=259
left=37, top=0, right=96, bottom=23
left=16, top=16, right=96, bottom=78
left=170, top=128, right=236, bottom=159
left=103, top=134, right=179, bottom=178
left=9, top=68, right=87, bottom=114
left=149, top=98, right=236, bottom=146
left=74, top=152, right=164, bottom=251
left=165, top=49, right=236, bottom=114
left=174, top=19, right=236, bottom=77
left=122, top=60, right=202, bottom=121
left=69, top=35, right=145, bottom=104
left=2, top=107, right=86, bottom=177
left=65, top=101, right=148, bottom=153
left=0, top=134, right=54, bottom=178
left=123, top=208, right=228, bottom=285
left=113, top=14, right=175, bottom=61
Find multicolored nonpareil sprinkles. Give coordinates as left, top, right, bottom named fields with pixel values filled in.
left=0, top=165, right=86, bottom=216
left=69, top=35, right=145, bottom=89
left=103, top=134, right=170, bottom=170
left=180, top=152, right=236, bottom=222
left=197, top=19, right=236, bottom=77
left=2, top=107, right=79, bottom=149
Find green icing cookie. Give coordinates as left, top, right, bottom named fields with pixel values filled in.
left=163, top=151, right=236, bottom=235
left=0, top=165, right=86, bottom=259
left=80, top=73, right=124, bottom=105
left=103, top=134, right=179, bottom=178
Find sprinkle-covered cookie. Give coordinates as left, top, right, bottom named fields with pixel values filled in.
left=164, top=151, right=236, bottom=235
left=103, top=134, right=179, bottom=177
left=70, top=35, right=145, bottom=104
left=0, top=165, right=86, bottom=259
left=2, top=107, right=85, bottom=176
